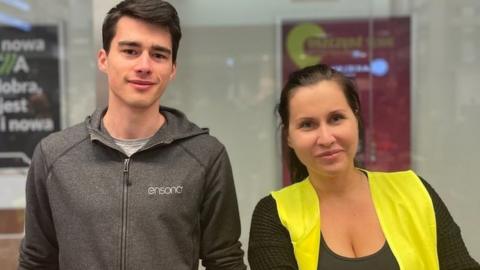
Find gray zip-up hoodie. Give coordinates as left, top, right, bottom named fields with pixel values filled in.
left=19, top=107, right=246, bottom=270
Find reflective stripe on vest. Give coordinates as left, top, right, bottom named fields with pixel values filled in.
left=271, top=170, right=439, bottom=270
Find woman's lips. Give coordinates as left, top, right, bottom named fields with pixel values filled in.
left=315, top=149, right=343, bottom=158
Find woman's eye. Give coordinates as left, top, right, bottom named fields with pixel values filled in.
left=299, top=121, right=315, bottom=129
left=330, top=114, right=345, bottom=123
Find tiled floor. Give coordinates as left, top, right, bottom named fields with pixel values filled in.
left=0, top=238, right=21, bottom=270
left=0, top=209, right=24, bottom=269
left=0, top=209, right=24, bottom=234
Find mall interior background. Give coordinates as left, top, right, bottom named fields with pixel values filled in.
left=1, top=0, right=479, bottom=268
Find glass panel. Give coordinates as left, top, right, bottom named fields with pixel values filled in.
left=0, top=0, right=95, bottom=268
left=161, top=0, right=480, bottom=263
left=2, top=0, right=478, bottom=268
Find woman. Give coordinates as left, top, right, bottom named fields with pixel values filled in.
left=248, top=64, right=479, bottom=270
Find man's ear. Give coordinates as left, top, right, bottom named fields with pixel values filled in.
left=169, top=63, right=177, bottom=80
left=97, top=49, right=108, bottom=73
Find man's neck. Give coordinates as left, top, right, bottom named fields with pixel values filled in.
left=103, top=104, right=165, bottom=140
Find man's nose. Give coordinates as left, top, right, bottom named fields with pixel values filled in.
left=134, top=51, right=152, bottom=75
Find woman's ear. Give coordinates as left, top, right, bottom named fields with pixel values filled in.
left=283, top=128, right=292, bottom=148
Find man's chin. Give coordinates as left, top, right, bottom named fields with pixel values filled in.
left=126, top=100, right=160, bottom=110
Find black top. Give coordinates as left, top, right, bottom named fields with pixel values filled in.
left=318, top=235, right=399, bottom=270
left=248, top=178, right=480, bottom=270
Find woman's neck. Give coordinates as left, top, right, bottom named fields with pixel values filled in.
left=308, top=167, right=367, bottom=198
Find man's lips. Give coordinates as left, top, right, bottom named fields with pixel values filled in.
left=128, top=79, right=155, bottom=85
left=127, top=79, right=156, bottom=90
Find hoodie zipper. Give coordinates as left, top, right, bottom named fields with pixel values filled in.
left=120, top=158, right=130, bottom=270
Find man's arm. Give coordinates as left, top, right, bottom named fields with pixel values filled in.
left=18, top=142, right=59, bottom=270
left=199, top=147, right=246, bottom=270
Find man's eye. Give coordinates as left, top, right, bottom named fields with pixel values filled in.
left=123, top=49, right=138, bottom=56
left=152, top=53, right=167, bottom=60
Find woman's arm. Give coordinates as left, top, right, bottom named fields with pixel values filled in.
left=420, top=178, right=480, bottom=270
left=248, top=195, right=298, bottom=270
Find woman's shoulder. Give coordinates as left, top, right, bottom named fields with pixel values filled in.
left=271, top=179, right=313, bottom=201
left=253, top=194, right=277, bottom=214
left=252, top=180, right=312, bottom=224
left=251, top=194, right=286, bottom=236
left=364, top=169, right=418, bottom=179
left=366, top=169, right=444, bottom=211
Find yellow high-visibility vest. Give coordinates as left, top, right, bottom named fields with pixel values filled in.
left=271, top=170, right=439, bottom=270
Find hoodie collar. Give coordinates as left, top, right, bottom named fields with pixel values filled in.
left=86, top=106, right=208, bottom=152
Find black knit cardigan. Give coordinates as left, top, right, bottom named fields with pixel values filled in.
left=248, top=179, right=480, bottom=270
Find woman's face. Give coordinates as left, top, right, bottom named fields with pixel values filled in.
left=287, top=80, right=359, bottom=178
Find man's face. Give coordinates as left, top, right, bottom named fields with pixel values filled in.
left=98, top=16, right=176, bottom=111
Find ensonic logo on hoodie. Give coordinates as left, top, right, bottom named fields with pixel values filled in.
left=147, top=185, right=183, bottom=195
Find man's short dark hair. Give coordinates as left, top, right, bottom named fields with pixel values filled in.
left=102, top=0, right=182, bottom=63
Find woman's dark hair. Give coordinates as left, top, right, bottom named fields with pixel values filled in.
left=102, top=0, right=182, bottom=63
left=278, top=64, right=364, bottom=183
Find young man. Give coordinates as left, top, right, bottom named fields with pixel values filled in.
left=18, top=1, right=246, bottom=269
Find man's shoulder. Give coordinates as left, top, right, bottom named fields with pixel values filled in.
left=176, top=132, right=227, bottom=166
left=160, top=106, right=230, bottom=165
left=181, top=131, right=223, bottom=147
left=37, top=122, right=90, bottom=163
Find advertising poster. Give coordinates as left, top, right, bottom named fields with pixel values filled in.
left=281, top=17, right=410, bottom=185
left=0, top=25, right=61, bottom=168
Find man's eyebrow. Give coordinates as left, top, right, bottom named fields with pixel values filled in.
left=118, top=41, right=141, bottom=47
left=151, top=45, right=171, bottom=55
left=117, top=41, right=171, bottom=55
